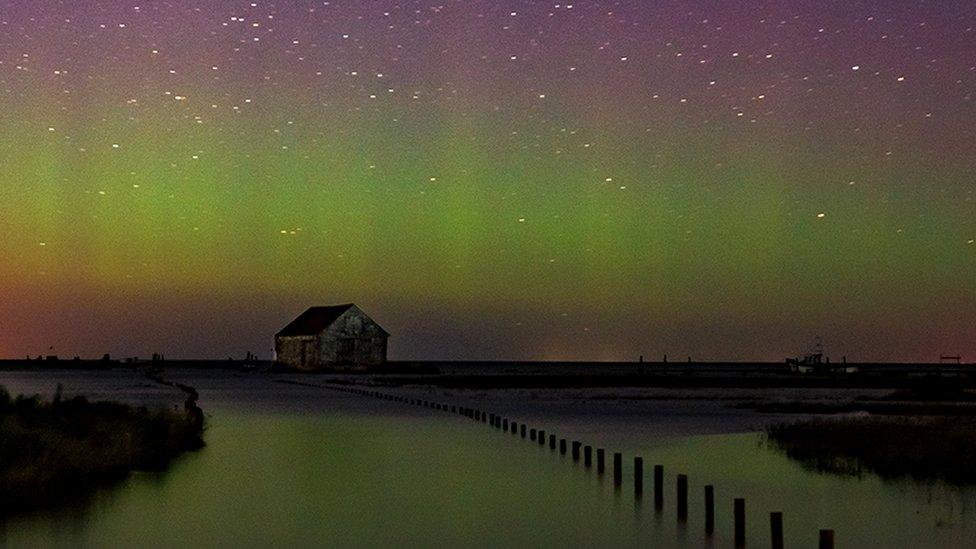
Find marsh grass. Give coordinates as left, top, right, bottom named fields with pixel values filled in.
left=0, top=385, right=204, bottom=513
left=766, top=415, right=976, bottom=484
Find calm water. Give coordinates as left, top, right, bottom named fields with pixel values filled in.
left=1, top=371, right=974, bottom=548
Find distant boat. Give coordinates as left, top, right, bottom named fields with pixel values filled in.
left=786, top=338, right=857, bottom=374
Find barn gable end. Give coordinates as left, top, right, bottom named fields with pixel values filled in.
left=275, top=304, right=389, bottom=371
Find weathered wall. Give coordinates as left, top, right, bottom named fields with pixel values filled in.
left=274, top=335, right=319, bottom=371
left=318, top=306, right=388, bottom=369
left=275, top=306, right=387, bottom=370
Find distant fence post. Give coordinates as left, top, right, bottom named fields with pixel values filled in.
left=819, top=529, right=834, bottom=549
left=634, top=457, right=644, bottom=496
left=734, top=498, right=746, bottom=547
left=677, top=474, right=688, bottom=521
left=572, top=441, right=581, bottom=461
left=584, top=445, right=592, bottom=467
left=521, top=425, right=527, bottom=438
left=549, top=434, right=556, bottom=449
left=538, top=430, right=546, bottom=445
left=560, top=439, right=567, bottom=454
left=530, top=428, right=537, bottom=441
left=704, top=485, right=714, bottom=535
left=613, top=453, right=623, bottom=485
left=770, top=512, right=784, bottom=549
left=654, top=465, right=664, bottom=508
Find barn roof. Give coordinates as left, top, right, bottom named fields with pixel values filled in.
left=276, top=304, right=357, bottom=337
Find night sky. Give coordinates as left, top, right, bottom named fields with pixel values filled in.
left=1, top=1, right=974, bottom=362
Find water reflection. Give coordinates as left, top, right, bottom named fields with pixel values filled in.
left=0, top=378, right=974, bottom=548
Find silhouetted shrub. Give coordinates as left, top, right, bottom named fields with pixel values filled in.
left=0, top=385, right=205, bottom=513
left=767, top=415, right=976, bottom=484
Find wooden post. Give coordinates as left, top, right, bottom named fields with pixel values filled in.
left=704, top=485, right=714, bottom=536
left=677, top=474, right=688, bottom=521
left=819, top=530, right=834, bottom=549
left=584, top=445, right=592, bottom=467
left=734, top=498, right=746, bottom=547
left=530, top=428, right=537, bottom=441
left=634, top=457, right=643, bottom=496
left=613, top=453, right=622, bottom=485
left=572, top=441, right=581, bottom=460
left=511, top=422, right=517, bottom=434
left=538, top=430, right=546, bottom=445
left=502, top=418, right=508, bottom=430
left=597, top=449, right=605, bottom=474
left=549, top=434, right=556, bottom=449
left=770, top=512, right=783, bottom=549
left=560, top=439, right=567, bottom=454
left=654, top=465, right=664, bottom=508
left=521, top=424, right=526, bottom=438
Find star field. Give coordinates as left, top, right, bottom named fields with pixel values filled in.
left=0, top=1, right=974, bottom=361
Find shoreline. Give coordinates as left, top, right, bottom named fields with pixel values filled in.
left=2, top=359, right=975, bottom=391
left=0, top=379, right=205, bottom=516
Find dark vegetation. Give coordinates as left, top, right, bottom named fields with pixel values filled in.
left=766, top=415, right=976, bottom=484
left=0, top=385, right=204, bottom=514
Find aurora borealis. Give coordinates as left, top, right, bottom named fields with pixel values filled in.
left=0, top=1, right=973, bottom=361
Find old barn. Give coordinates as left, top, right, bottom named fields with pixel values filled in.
left=275, top=304, right=389, bottom=371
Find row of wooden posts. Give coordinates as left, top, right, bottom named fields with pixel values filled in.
left=328, top=385, right=836, bottom=548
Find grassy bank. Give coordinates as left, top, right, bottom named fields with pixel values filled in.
left=766, top=415, right=976, bottom=484
left=0, top=385, right=204, bottom=513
